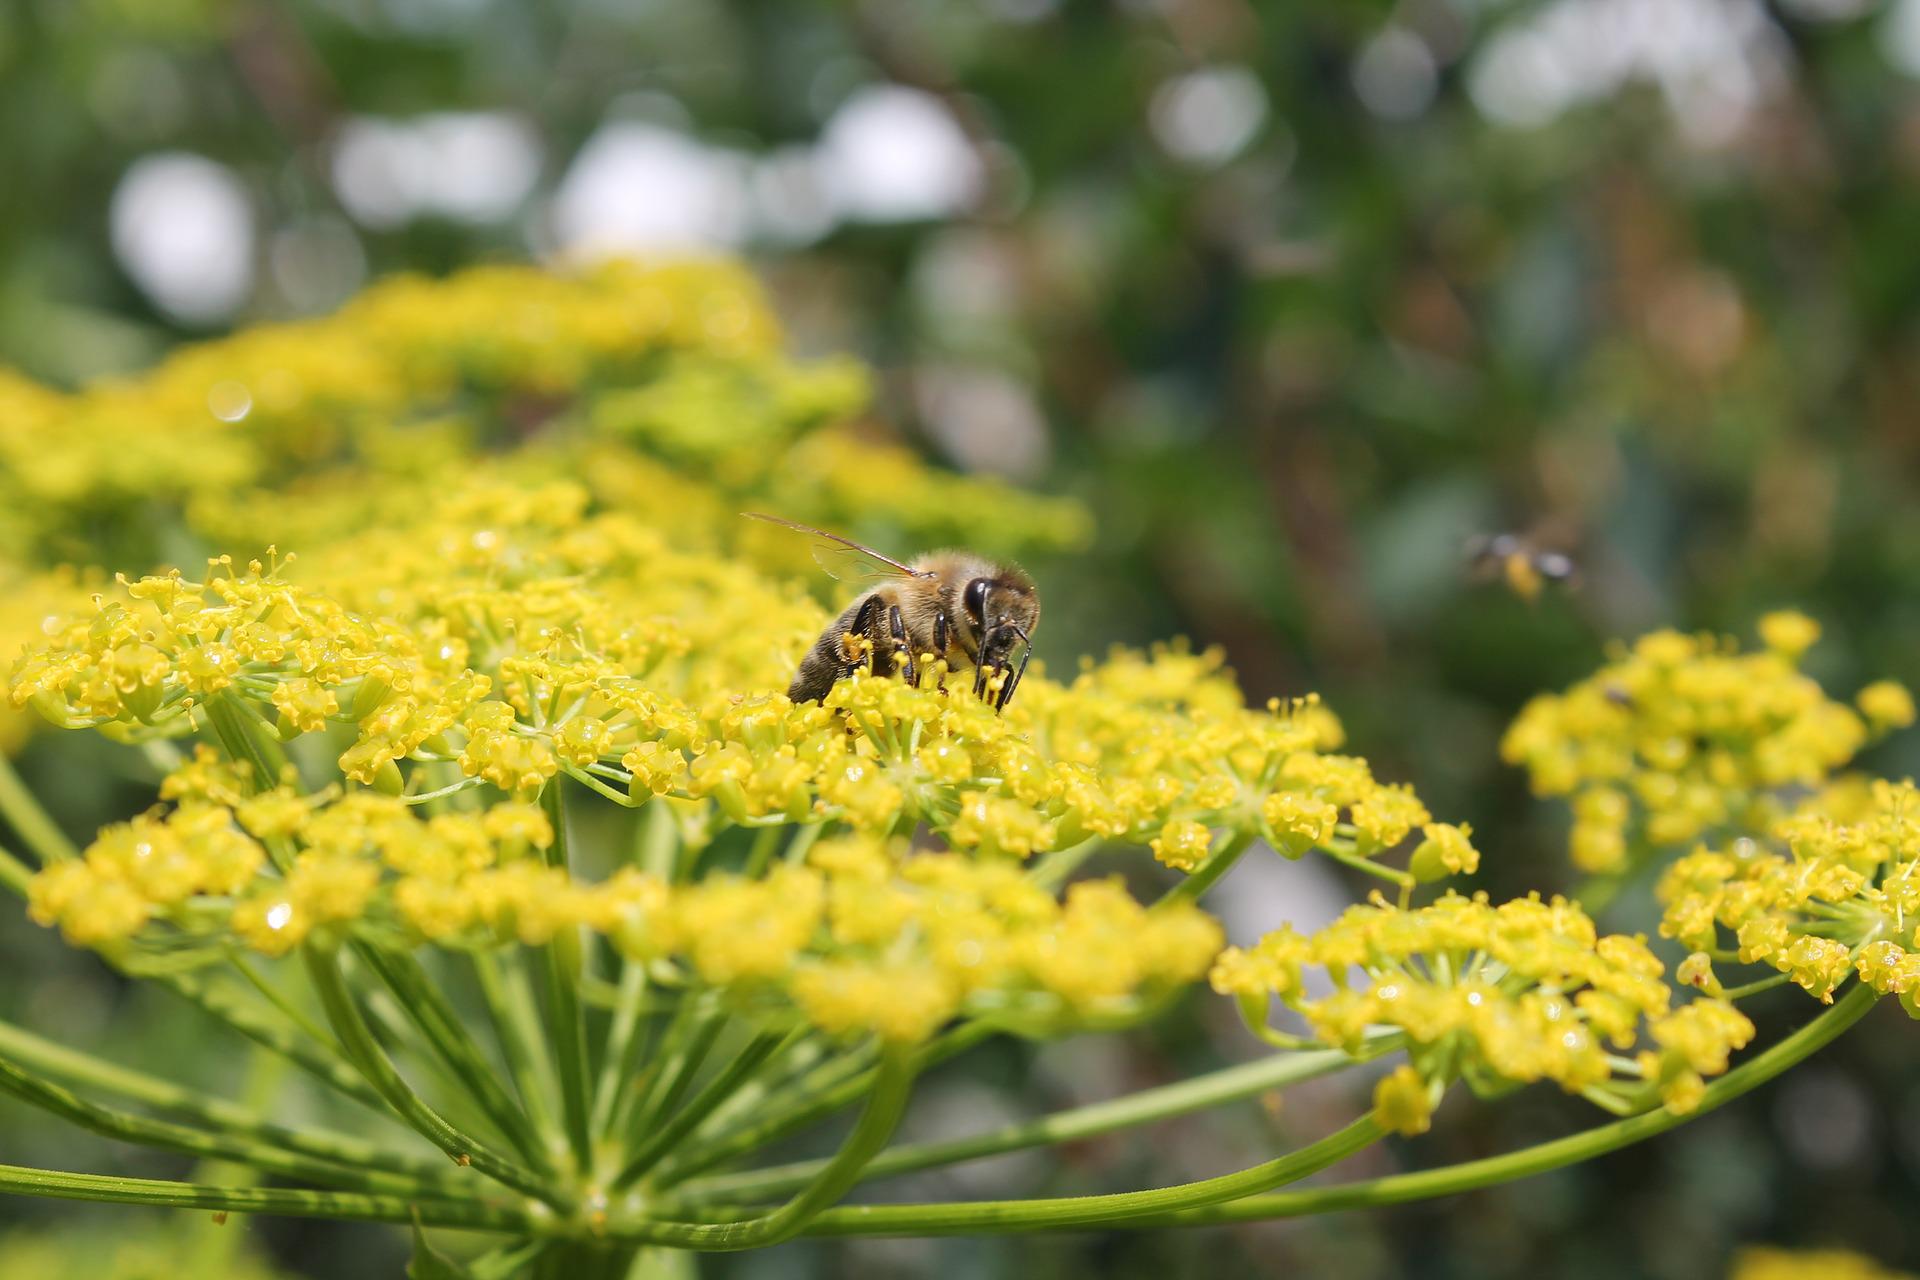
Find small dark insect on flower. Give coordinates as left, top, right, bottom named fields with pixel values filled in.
left=1466, top=532, right=1579, bottom=604
left=744, top=514, right=1040, bottom=711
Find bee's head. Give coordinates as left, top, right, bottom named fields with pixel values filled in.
left=961, top=566, right=1039, bottom=679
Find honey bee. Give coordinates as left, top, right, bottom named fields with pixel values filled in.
left=745, top=514, right=1040, bottom=710
left=1466, top=532, right=1578, bottom=603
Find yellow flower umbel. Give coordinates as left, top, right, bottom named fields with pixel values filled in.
left=12, top=519, right=1459, bottom=896
left=1659, top=779, right=1920, bottom=1009
left=10, top=518, right=1409, bottom=1048
left=1212, top=890, right=1754, bottom=1120
left=1502, top=616, right=1905, bottom=873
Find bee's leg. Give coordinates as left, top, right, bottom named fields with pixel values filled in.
left=973, top=660, right=989, bottom=701
left=931, top=610, right=951, bottom=692
left=843, top=595, right=883, bottom=681
left=996, top=643, right=1032, bottom=712
left=887, top=605, right=917, bottom=686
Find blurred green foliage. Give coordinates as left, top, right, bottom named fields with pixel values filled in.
left=7, top=0, right=1920, bottom=1276
left=0, top=1214, right=294, bottom=1280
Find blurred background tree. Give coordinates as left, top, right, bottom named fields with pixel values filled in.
left=7, top=0, right=1920, bottom=1275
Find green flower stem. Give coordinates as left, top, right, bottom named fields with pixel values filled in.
left=472, top=949, right=563, bottom=1142
left=658, top=1022, right=993, bottom=1186
left=359, top=985, right=497, bottom=1138
left=1320, top=843, right=1414, bottom=890
left=0, top=839, right=34, bottom=896
left=226, top=950, right=338, bottom=1050
left=611, top=991, right=701, bottom=1138
left=625, top=1011, right=725, bottom=1148
left=545, top=935, right=594, bottom=1171
left=782, top=822, right=825, bottom=866
left=627, top=1246, right=698, bottom=1280
left=203, top=690, right=291, bottom=795
left=303, top=944, right=569, bottom=1212
left=651, top=1112, right=1383, bottom=1240
left=159, top=974, right=393, bottom=1116
left=592, top=811, right=681, bottom=1130
left=677, top=1034, right=831, bottom=1151
left=0, top=1161, right=533, bottom=1231
left=401, top=776, right=487, bottom=807
left=1721, top=972, right=1792, bottom=1001
left=609, top=1050, right=917, bottom=1251
left=1158, top=829, right=1256, bottom=906
left=0, top=1051, right=442, bottom=1197
left=637, top=800, right=677, bottom=876
left=540, top=780, right=595, bottom=1172
left=675, top=1035, right=1402, bottom=1206
left=590, top=961, right=651, bottom=1134
left=797, top=983, right=1878, bottom=1238
left=740, top=826, right=782, bottom=878
left=600, top=1012, right=669, bottom=1150
left=562, top=764, right=635, bottom=808
left=193, top=1046, right=293, bottom=1267
left=355, top=943, right=553, bottom=1172
left=612, top=1028, right=799, bottom=1191
left=0, top=1017, right=460, bottom=1189
left=1027, top=838, right=1100, bottom=890
left=652, top=1036, right=879, bottom=1183
left=0, top=752, right=77, bottom=865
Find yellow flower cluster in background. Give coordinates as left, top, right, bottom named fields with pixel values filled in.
left=0, top=262, right=774, bottom=563
left=1661, top=778, right=1920, bottom=1008
left=0, top=566, right=93, bottom=754
left=1212, top=890, right=1755, bottom=1129
left=1501, top=614, right=1911, bottom=873
left=1730, top=1247, right=1916, bottom=1280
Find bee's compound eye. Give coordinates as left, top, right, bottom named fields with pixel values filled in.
left=963, top=577, right=990, bottom=622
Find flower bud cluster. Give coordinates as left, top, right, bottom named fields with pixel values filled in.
left=1502, top=614, right=1911, bottom=872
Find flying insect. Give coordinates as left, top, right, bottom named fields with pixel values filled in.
left=1466, top=532, right=1579, bottom=603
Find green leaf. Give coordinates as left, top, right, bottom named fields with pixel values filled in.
left=408, top=1213, right=475, bottom=1280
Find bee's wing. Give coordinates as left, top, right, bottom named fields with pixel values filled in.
left=742, top=513, right=931, bottom=582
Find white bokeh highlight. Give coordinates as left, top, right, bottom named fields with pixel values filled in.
left=331, top=111, right=542, bottom=229
left=748, top=146, right=838, bottom=246
left=109, top=152, right=256, bottom=325
left=1353, top=28, right=1441, bottom=121
left=816, top=85, right=985, bottom=222
left=913, top=364, right=1051, bottom=482
left=268, top=215, right=368, bottom=314
left=1467, top=0, right=1789, bottom=147
left=1883, top=0, right=1920, bottom=76
left=549, top=122, right=751, bottom=259
left=1149, top=66, right=1269, bottom=166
